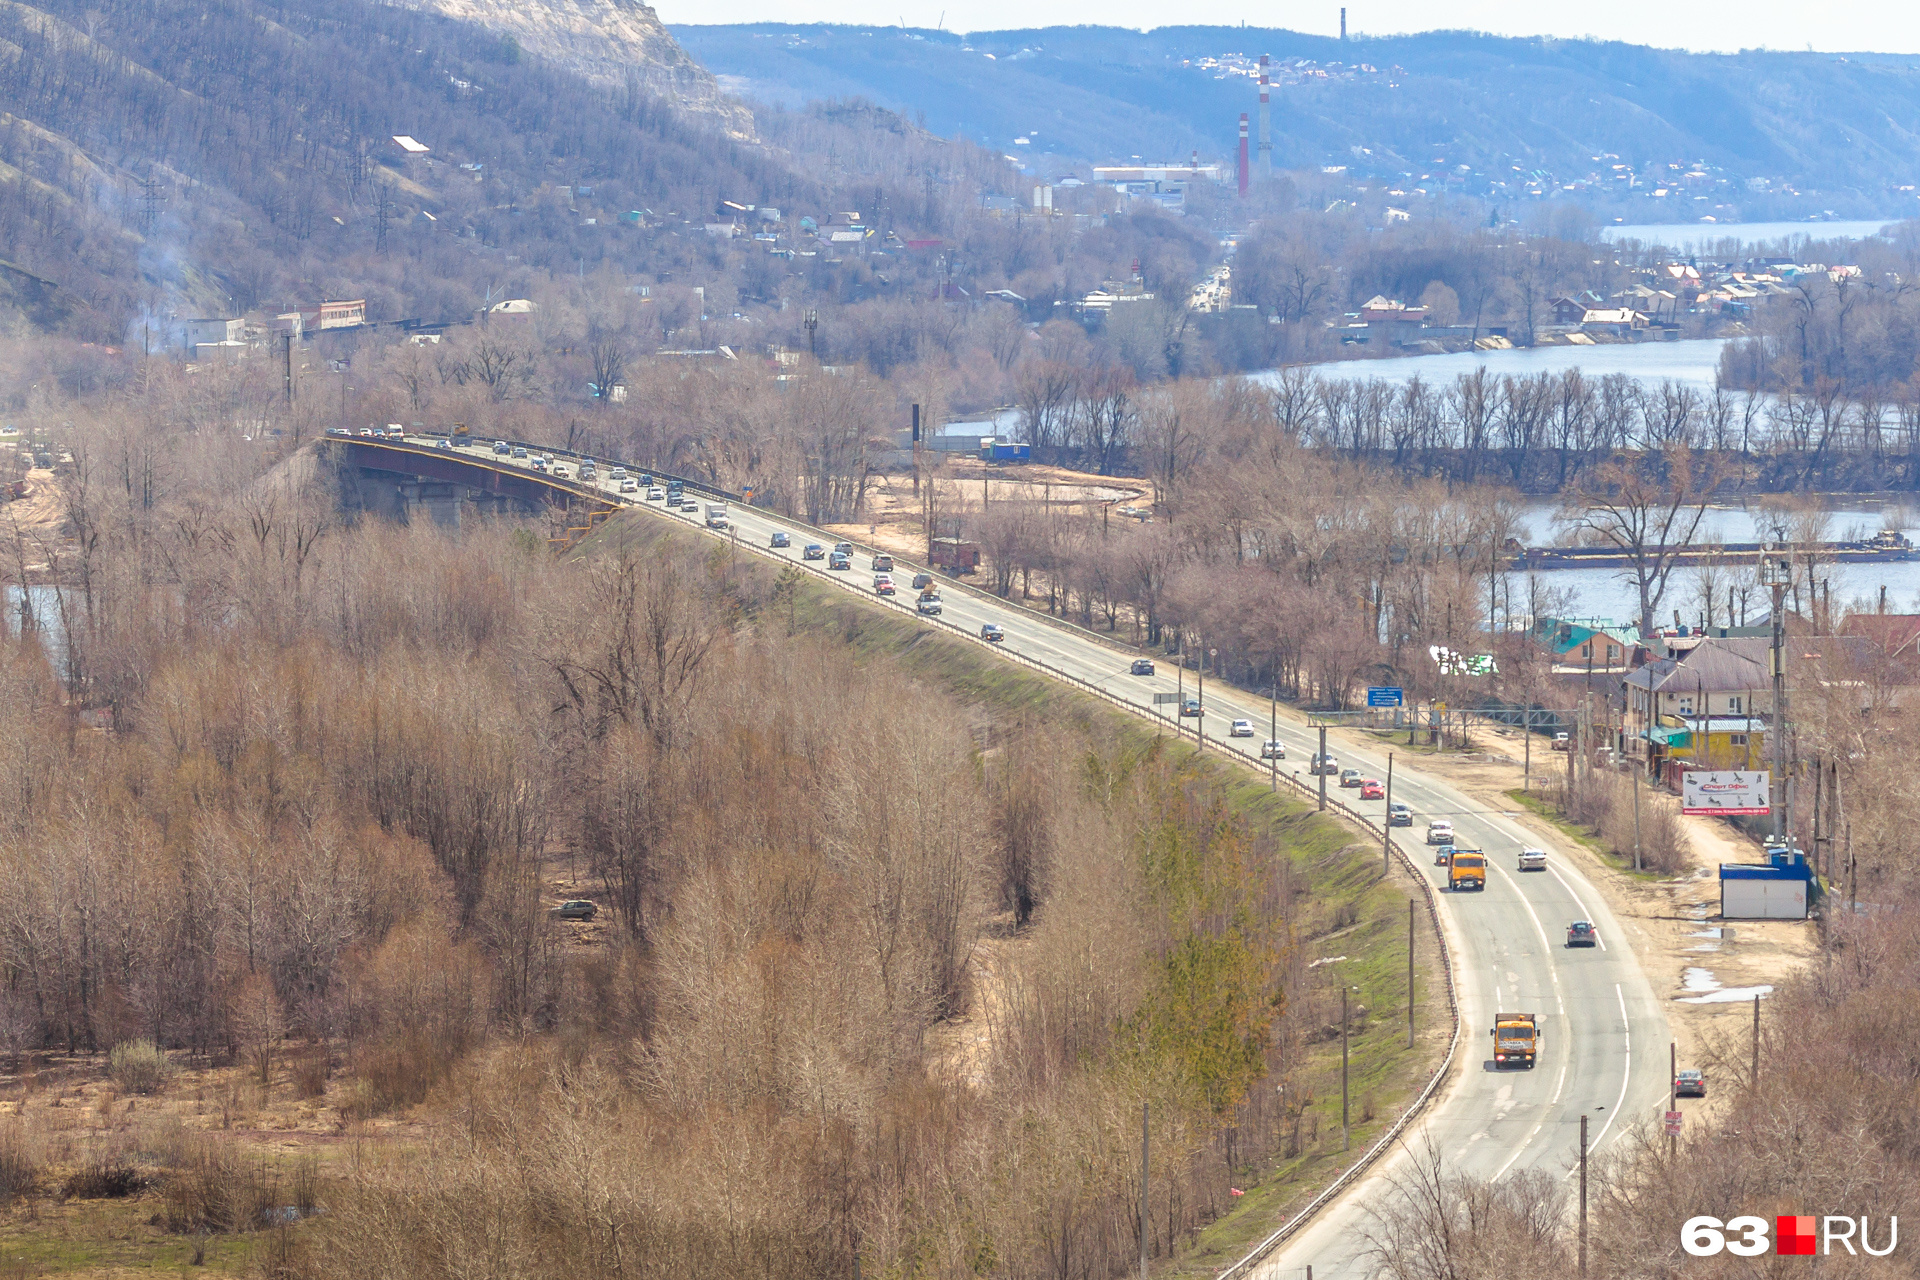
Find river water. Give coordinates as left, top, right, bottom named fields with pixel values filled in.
left=1274, top=336, right=1732, bottom=391
left=1599, top=218, right=1904, bottom=252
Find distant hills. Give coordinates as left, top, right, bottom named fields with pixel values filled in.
left=672, top=23, right=1920, bottom=215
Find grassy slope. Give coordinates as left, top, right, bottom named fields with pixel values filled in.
left=626, top=516, right=1451, bottom=1272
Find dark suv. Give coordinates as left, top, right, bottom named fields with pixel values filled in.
left=1131, top=659, right=1155, bottom=676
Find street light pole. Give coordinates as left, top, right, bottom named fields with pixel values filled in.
left=1341, top=984, right=1351, bottom=1152
left=1760, top=554, right=1793, bottom=842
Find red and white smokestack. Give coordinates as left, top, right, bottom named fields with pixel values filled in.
left=1258, top=55, right=1272, bottom=172
left=1237, top=113, right=1249, bottom=197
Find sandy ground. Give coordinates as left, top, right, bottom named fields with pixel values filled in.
left=1, top=463, right=65, bottom=569
left=823, top=457, right=1150, bottom=562
left=1323, top=719, right=1817, bottom=1110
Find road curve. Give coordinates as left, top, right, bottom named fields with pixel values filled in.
left=389, top=436, right=1672, bottom=1279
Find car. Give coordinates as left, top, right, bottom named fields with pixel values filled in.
left=828, top=553, right=850, bottom=570
left=386, top=425, right=405, bottom=438
left=872, top=554, right=894, bottom=572
left=1179, top=698, right=1203, bottom=717
left=531, top=458, right=549, bottom=472
left=619, top=478, right=638, bottom=493
left=512, top=446, right=527, bottom=459
left=917, top=597, right=943, bottom=615
left=912, top=572, right=933, bottom=590
left=681, top=501, right=700, bottom=514
left=1131, top=658, right=1156, bottom=676
left=357, top=426, right=376, bottom=437
left=550, top=900, right=597, bottom=921
left=770, top=531, right=791, bottom=548
left=1339, top=768, right=1364, bottom=788
left=580, top=466, right=597, bottom=481
left=1425, top=821, right=1454, bottom=846
left=327, top=426, right=350, bottom=436
left=638, top=474, right=653, bottom=487
left=833, top=542, right=853, bottom=558
left=1518, top=848, right=1547, bottom=871
left=434, top=438, right=454, bottom=450
left=1309, top=754, right=1339, bottom=776
left=1229, top=719, right=1255, bottom=737
left=875, top=579, right=896, bottom=596
left=1566, top=920, right=1598, bottom=947
left=551, top=463, right=570, bottom=476
left=1434, top=844, right=1454, bottom=866
left=1261, top=740, right=1286, bottom=760
left=493, top=440, right=510, bottom=454
left=610, top=467, right=627, bottom=480
left=803, top=544, right=825, bottom=560
left=647, top=486, right=665, bottom=501
left=1550, top=732, right=1571, bottom=751
left=1387, top=803, right=1413, bottom=826
left=980, top=623, right=1005, bottom=642
left=1360, top=779, right=1385, bottom=800
left=1674, top=1069, right=1706, bottom=1098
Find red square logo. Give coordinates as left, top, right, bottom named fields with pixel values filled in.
left=1777, top=1215, right=1817, bottom=1256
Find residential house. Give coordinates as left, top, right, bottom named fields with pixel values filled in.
left=1623, top=636, right=1772, bottom=770
left=1549, top=291, right=1606, bottom=325
left=184, top=318, right=244, bottom=349
left=1532, top=617, right=1637, bottom=674
left=1580, top=307, right=1646, bottom=337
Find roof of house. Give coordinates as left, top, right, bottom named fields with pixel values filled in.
left=1840, top=613, right=1920, bottom=658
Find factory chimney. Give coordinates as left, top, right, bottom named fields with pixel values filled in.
left=1340, top=7, right=1347, bottom=40
left=1258, top=55, right=1271, bottom=172
left=1237, top=113, right=1249, bottom=197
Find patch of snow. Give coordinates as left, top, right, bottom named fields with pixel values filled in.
left=1678, top=984, right=1774, bottom=1004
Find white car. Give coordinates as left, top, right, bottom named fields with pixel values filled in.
left=646, top=486, right=665, bottom=501
left=1518, top=848, right=1547, bottom=871
left=619, top=478, right=638, bottom=493
left=1425, top=821, right=1455, bottom=846
left=1229, top=719, right=1255, bottom=738
left=1260, top=740, right=1285, bottom=760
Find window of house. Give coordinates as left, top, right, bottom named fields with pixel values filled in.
left=1678, top=697, right=1694, bottom=716
left=1729, top=734, right=1748, bottom=746
left=1728, top=696, right=1742, bottom=714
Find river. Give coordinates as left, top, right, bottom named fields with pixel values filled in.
left=1275, top=336, right=1731, bottom=391
left=1599, top=218, right=1905, bottom=252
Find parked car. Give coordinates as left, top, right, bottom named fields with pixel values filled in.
left=1550, top=732, right=1570, bottom=751
left=1131, top=658, right=1156, bottom=676
left=1261, top=740, right=1286, bottom=760
left=1360, top=779, right=1385, bottom=800
left=550, top=900, right=597, bottom=921
left=1518, top=848, right=1548, bottom=871
left=803, top=543, right=825, bottom=560
left=980, top=623, right=1005, bottom=643
left=1425, top=821, right=1454, bottom=846
left=1229, top=719, right=1255, bottom=737
left=1566, top=920, right=1598, bottom=947
left=1387, top=803, right=1413, bottom=826
left=1674, top=1069, right=1706, bottom=1098
left=1309, top=754, right=1339, bottom=775
left=771, top=530, right=791, bottom=548
left=1339, top=768, right=1364, bottom=788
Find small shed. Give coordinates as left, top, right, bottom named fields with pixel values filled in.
left=1719, top=847, right=1814, bottom=920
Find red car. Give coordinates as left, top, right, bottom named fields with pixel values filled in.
left=1360, top=779, right=1385, bottom=800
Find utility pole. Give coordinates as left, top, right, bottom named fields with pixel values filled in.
left=1761, top=554, right=1793, bottom=842
left=283, top=332, right=294, bottom=406
left=1668, top=1040, right=1677, bottom=1159
left=1382, top=752, right=1394, bottom=876
left=1578, top=1114, right=1590, bottom=1277
left=1631, top=751, right=1643, bottom=872
left=1139, top=1103, right=1149, bottom=1280
left=1523, top=706, right=1532, bottom=790
left=1751, top=994, right=1760, bottom=1087
left=1407, top=899, right=1415, bottom=1048
left=1341, top=985, right=1351, bottom=1152
left=1270, top=681, right=1278, bottom=792
left=1318, top=725, right=1328, bottom=811
left=804, top=308, right=818, bottom=358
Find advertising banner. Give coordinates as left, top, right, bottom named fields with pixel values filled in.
left=1682, top=770, right=1770, bottom=816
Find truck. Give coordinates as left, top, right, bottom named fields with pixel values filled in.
left=705, top=502, right=729, bottom=529
left=1490, top=1012, right=1541, bottom=1069
left=1447, top=848, right=1486, bottom=891
left=929, top=537, right=981, bottom=574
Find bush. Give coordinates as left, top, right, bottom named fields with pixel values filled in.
left=159, top=1138, right=275, bottom=1234
left=108, top=1039, right=170, bottom=1095
left=0, top=1123, right=40, bottom=1200
left=60, top=1145, right=147, bottom=1200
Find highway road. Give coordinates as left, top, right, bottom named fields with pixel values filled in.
left=400, top=435, right=1673, bottom=1278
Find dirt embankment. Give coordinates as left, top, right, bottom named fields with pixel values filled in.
left=1, top=462, right=67, bottom=574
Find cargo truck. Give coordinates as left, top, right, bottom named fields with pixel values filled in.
left=1447, top=848, right=1486, bottom=891
left=705, top=502, right=729, bottom=529
left=1491, top=1012, right=1540, bottom=1068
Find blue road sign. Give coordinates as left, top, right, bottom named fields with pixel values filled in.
left=1367, top=686, right=1405, bottom=708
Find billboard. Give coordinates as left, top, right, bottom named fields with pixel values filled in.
left=1682, top=770, right=1770, bottom=816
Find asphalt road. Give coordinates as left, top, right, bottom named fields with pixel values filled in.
left=415, top=438, right=1673, bottom=1278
